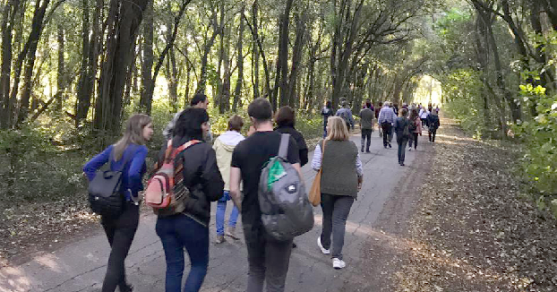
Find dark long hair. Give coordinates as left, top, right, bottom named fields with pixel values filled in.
left=173, top=108, right=209, bottom=141
left=410, top=108, right=419, bottom=121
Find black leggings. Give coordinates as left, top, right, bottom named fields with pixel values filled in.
left=408, top=133, right=419, bottom=149
left=101, top=203, right=139, bottom=292
left=429, top=129, right=437, bottom=142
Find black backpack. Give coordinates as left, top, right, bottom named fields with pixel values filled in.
left=88, top=147, right=134, bottom=218
left=409, top=119, right=417, bottom=132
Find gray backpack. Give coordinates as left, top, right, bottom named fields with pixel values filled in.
left=258, top=134, right=314, bottom=241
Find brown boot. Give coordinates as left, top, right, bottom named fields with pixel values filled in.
left=225, top=227, right=240, bottom=240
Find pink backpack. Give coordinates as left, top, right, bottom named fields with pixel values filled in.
left=144, top=140, right=199, bottom=216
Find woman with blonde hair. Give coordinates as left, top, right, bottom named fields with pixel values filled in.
left=311, top=116, right=363, bottom=269
left=84, top=114, right=154, bottom=292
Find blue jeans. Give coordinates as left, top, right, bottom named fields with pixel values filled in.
left=216, top=191, right=239, bottom=235
left=156, top=215, right=209, bottom=292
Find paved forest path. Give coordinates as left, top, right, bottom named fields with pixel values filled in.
left=0, top=128, right=436, bottom=292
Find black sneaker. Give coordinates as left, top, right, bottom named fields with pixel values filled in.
left=120, top=283, right=133, bottom=292
left=388, top=143, right=392, bottom=148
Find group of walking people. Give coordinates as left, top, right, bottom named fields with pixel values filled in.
left=84, top=95, right=362, bottom=292
left=321, top=100, right=441, bottom=167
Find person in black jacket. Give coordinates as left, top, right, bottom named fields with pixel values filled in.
left=274, top=106, right=309, bottom=167
left=155, top=108, right=224, bottom=292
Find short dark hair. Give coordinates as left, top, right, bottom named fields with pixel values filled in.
left=326, top=101, right=332, bottom=108
left=228, top=115, right=244, bottom=131
left=173, top=108, right=209, bottom=140
left=275, top=106, right=296, bottom=127
left=190, top=94, right=208, bottom=106
left=248, top=98, right=273, bottom=122
left=366, top=101, right=372, bottom=108
left=401, top=107, right=409, bottom=117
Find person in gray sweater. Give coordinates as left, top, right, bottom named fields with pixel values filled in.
left=359, top=101, right=374, bottom=153
left=312, top=116, right=363, bottom=270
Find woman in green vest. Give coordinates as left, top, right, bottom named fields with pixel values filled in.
left=311, top=116, right=363, bottom=269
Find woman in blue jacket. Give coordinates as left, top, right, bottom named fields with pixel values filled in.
left=83, top=114, right=154, bottom=292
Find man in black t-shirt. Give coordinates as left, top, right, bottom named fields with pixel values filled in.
left=230, top=98, right=300, bottom=292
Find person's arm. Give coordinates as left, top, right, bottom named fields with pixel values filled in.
left=355, top=152, right=363, bottom=190
left=229, top=167, right=242, bottom=211
left=163, top=112, right=181, bottom=140
left=312, top=143, right=323, bottom=171
left=83, top=146, right=112, bottom=181
left=299, top=148, right=309, bottom=167
left=200, top=147, right=224, bottom=202
left=417, top=118, right=422, bottom=135
left=378, top=109, right=384, bottom=124
left=206, top=122, right=213, bottom=143
left=128, top=146, right=148, bottom=196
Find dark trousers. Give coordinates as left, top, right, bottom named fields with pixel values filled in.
left=101, top=203, right=139, bottom=292
left=397, top=138, right=408, bottom=164
left=320, top=194, right=355, bottom=260
left=323, top=121, right=328, bottom=138
left=156, top=214, right=209, bottom=292
left=381, top=123, right=392, bottom=147
left=429, top=129, right=437, bottom=142
left=421, top=118, right=428, bottom=128
left=361, top=129, right=372, bottom=151
left=408, top=133, right=419, bottom=149
left=244, top=223, right=293, bottom=292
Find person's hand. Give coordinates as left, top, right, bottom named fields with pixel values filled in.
left=357, top=176, right=363, bottom=191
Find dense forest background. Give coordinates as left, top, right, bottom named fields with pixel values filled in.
left=0, top=0, right=556, bottom=215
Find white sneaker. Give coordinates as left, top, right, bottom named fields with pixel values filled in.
left=317, top=237, right=330, bottom=255
left=333, top=258, right=346, bottom=269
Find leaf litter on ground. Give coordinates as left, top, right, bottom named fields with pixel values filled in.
left=394, top=117, right=557, bottom=292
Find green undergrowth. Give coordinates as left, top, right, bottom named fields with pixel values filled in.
left=0, top=103, right=324, bottom=206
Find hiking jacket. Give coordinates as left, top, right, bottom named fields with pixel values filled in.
left=411, top=116, right=422, bottom=134
left=394, top=117, right=410, bottom=142
left=378, top=107, right=396, bottom=125
left=321, top=107, right=333, bottom=122
left=84, top=144, right=147, bottom=202
left=213, top=131, right=245, bottom=191
left=359, top=108, right=374, bottom=130
left=336, top=107, right=355, bottom=129
left=157, top=137, right=224, bottom=226
left=275, top=125, right=309, bottom=166
left=428, top=114, right=440, bottom=130
left=419, top=108, right=429, bottom=119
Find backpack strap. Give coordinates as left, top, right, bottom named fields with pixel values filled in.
left=278, top=134, right=290, bottom=160
left=164, top=140, right=200, bottom=163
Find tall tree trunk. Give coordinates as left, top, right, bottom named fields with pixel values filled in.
left=56, top=24, right=66, bottom=111
left=166, top=47, right=179, bottom=112
left=16, top=0, right=52, bottom=125
left=233, top=6, right=245, bottom=112
left=277, top=0, right=294, bottom=107
left=139, top=0, right=153, bottom=114
left=75, top=0, right=102, bottom=128
left=251, top=0, right=260, bottom=99
left=0, top=0, right=19, bottom=129
left=220, top=22, right=232, bottom=113
left=287, top=14, right=305, bottom=107
left=93, top=0, right=149, bottom=138
left=197, top=8, right=221, bottom=95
